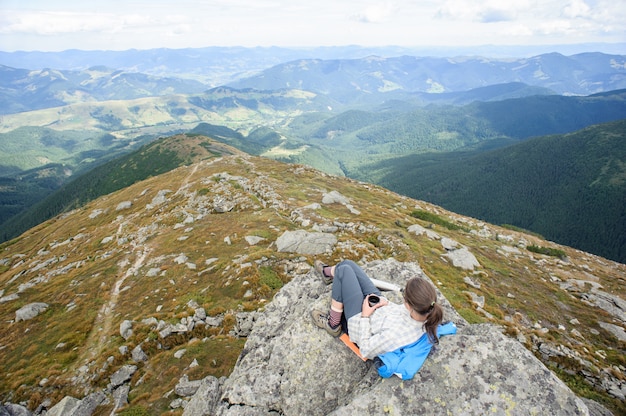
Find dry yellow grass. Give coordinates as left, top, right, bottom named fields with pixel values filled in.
left=0, top=150, right=624, bottom=414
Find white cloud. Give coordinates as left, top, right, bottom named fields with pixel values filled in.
left=563, top=0, right=591, bottom=19
left=0, top=0, right=624, bottom=51
left=351, top=2, right=397, bottom=23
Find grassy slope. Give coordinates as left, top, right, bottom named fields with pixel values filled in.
left=0, top=152, right=624, bottom=414
left=0, top=133, right=245, bottom=243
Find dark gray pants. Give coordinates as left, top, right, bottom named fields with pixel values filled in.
left=331, top=260, right=381, bottom=320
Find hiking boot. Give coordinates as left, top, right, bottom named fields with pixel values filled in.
left=311, top=309, right=342, bottom=337
left=314, top=260, right=332, bottom=285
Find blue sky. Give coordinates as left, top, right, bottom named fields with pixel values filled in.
left=0, top=0, right=624, bottom=52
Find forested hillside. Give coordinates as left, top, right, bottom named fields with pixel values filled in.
left=0, top=134, right=243, bottom=243
left=369, top=119, right=626, bottom=263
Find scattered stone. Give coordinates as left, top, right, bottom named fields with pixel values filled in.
left=147, top=189, right=171, bottom=209
left=15, top=302, right=49, bottom=322
left=441, top=237, right=459, bottom=250
left=0, top=292, right=19, bottom=303
left=407, top=224, right=440, bottom=239
left=112, top=385, right=130, bottom=411
left=45, top=396, right=81, bottom=416
left=466, top=291, right=485, bottom=308
left=442, top=247, right=480, bottom=270
left=321, top=190, right=350, bottom=205
left=464, top=276, right=481, bottom=289
left=71, top=391, right=106, bottom=416
left=176, top=375, right=203, bottom=397
left=132, top=344, right=148, bottom=362
left=245, top=235, right=265, bottom=246
left=110, top=365, right=137, bottom=388
left=174, top=254, right=188, bottom=264
left=89, top=209, right=105, bottom=219
left=205, top=316, right=224, bottom=327
left=116, top=201, right=132, bottom=211
left=598, top=322, right=626, bottom=341
left=120, top=320, right=133, bottom=340
left=182, top=376, right=222, bottom=416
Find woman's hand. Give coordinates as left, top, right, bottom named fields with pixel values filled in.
left=361, top=294, right=388, bottom=318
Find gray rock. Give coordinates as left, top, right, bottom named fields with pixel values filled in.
left=598, top=322, right=626, bottom=341
left=112, top=385, right=130, bottom=411
left=441, top=237, right=460, bottom=250
left=175, top=375, right=204, bottom=397
left=587, top=290, right=626, bottom=323
left=15, top=302, right=48, bottom=321
left=194, top=307, right=207, bottom=321
left=131, top=344, right=148, bottom=362
left=443, top=246, right=481, bottom=270
left=328, top=325, right=590, bottom=416
left=119, top=320, right=133, bottom=340
left=182, top=376, right=223, bottom=416
left=206, top=315, right=224, bottom=327
left=322, top=190, right=350, bottom=205
left=245, top=236, right=265, bottom=246
left=115, top=201, right=132, bottom=211
left=275, top=230, right=337, bottom=255
left=407, top=224, right=440, bottom=239
left=0, top=403, right=31, bottom=415
left=231, top=312, right=258, bottom=337
left=68, top=391, right=106, bottom=416
left=109, top=364, right=137, bottom=388
left=147, top=189, right=171, bottom=208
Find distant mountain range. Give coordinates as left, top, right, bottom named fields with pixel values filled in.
left=229, top=52, right=626, bottom=99
left=0, top=65, right=207, bottom=114
left=2, top=51, right=625, bottom=115
left=0, top=47, right=625, bottom=264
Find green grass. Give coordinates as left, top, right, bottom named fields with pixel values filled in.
left=527, top=244, right=567, bottom=259
left=410, top=209, right=468, bottom=231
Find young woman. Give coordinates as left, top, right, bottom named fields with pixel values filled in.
left=311, top=259, right=443, bottom=359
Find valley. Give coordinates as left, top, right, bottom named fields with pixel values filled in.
left=1, top=48, right=625, bottom=263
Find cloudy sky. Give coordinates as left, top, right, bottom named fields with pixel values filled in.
left=0, top=0, right=624, bottom=52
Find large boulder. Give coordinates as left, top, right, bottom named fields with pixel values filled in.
left=275, top=230, right=337, bottom=255
left=187, top=259, right=593, bottom=415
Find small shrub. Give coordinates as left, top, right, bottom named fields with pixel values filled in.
left=118, top=405, right=150, bottom=416
left=527, top=245, right=567, bottom=259
left=501, top=224, right=544, bottom=238
left=259, top=267, right=283, bottom=290
left=410, top=210, right=466, bottom=231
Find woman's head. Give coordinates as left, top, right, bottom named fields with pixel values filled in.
left=404, top=278, right=444, bottom=343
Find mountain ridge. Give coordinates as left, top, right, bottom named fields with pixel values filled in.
left=229, top=52, right=626, bottom=98
left=0, top=143, right=624, bottom=414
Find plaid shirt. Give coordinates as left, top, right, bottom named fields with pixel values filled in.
left=347, top=302, right=426, bottom=359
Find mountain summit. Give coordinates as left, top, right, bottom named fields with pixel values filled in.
left=0, top=140, right=624, bottom=415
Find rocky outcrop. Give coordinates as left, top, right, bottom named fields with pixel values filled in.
left=182, top=259, right=597, bottom=415
left=3, top=260, right=612, bottom=416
